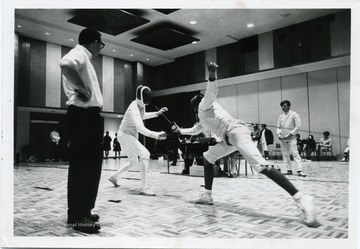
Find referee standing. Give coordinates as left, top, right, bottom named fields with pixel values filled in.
left=60, top=28, right=105, bottom=233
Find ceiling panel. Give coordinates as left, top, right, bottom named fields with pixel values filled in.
left=68, top=9, right=150, bottom=36
left=153, top=9, right=180, bottom=15
left=14, top=8, right=344, bottom=66
left=131, top=26, right=200, bottom=51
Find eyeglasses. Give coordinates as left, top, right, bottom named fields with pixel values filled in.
left=96, top=40, right=105, bottom=49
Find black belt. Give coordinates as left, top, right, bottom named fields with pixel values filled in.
left=69, top=105, right=101, bottom=112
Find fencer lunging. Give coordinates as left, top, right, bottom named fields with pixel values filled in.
left=108, top=85, right=167, bottom=196
left=177, top=62, right=319, bottom=227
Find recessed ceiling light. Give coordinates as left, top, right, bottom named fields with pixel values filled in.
left=146, top=58, right=150, bottom=61
left=112, top=49, right=116, bottom=52
left=190, top=20, right=197, bottom=25
left=45, top=32, right=50, bottom=35
left=130, top=54, right=134, bottom=57
left=17, top=25, right=22, bottom=28
left=247, top=23, right=255, bottom=28
left=117, top=115, right=122, bottom=118
left=70, top=38, right=74, bottom=41
left=192, top=41, right=198, bottom=44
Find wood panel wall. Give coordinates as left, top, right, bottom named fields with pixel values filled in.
left=114, top=60, right=126, bottom=113
left=16, top=35, right=135, bottom=114
left=29, top=39, right=47, bottom=107
left=60, top=46, right=71, bottom=108
left=214, top=66, right=350, bottom=155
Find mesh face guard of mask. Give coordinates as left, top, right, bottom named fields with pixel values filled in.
left=190, top=94, right=204, bottom=121
left=136, top=85, right=152, bottom=106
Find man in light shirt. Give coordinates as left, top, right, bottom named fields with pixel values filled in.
left=60, top=28, right=105, bottom=233
left=277, top=100, right=307, bottom=177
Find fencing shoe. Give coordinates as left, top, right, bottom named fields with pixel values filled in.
left=140, top=188, right=156, bottom=196
left=108, top=176, right=120, bottom=187
left=72, top=218, right=101, bottom=234
left=294, top=193, right=320, bottom=227
left=297, top=171, right=307, bottom=177
left=190, top=192, right=214, bottom=205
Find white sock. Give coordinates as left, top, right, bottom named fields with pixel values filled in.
left=203, top=189, right=212, bottom=195
left=293, top=191, right=303, bottom=201
left=112, top=162, right=130, bottom=179
left=140, top=158, right=149, bottom=189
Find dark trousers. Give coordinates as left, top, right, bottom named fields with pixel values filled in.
left=50, top=142, right=60, bottom=161
left=167, top=146, right=179, bottom=164
left=305, top=149, right=314, bottom=160
left=66, top=105, right=103, bottom=221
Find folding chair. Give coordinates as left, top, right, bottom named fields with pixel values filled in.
left=271, top=143, right=282, bottom=158
left=231, top=152, right=253, bottom=176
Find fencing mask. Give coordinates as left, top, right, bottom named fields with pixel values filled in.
left=136, top=85, right=152, bottom=107
left=190, top=94, right=204, bottom=122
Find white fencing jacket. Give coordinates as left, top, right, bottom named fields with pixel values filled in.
left=119, top=100, right=162, bottom=140
left=180, top=80, right=246, bottom=143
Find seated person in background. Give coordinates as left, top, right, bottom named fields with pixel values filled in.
left=341, top=138, right=350, bottom=162
left=296, top=134, right=304, bottom=158
left=303, top=135, right=317, bottom=161
left=320, top=131, right=332, bottom=156
left=22, top=145, right=43, bottom=163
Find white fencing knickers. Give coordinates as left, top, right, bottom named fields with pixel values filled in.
left=280, top=138, right=303, bottom=172
left=111, top=131, right=150, bottom=189
left=203, top=124, right=268, bottom=173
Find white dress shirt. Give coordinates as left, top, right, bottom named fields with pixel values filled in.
left=60, top=44, right=103, bottom=108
